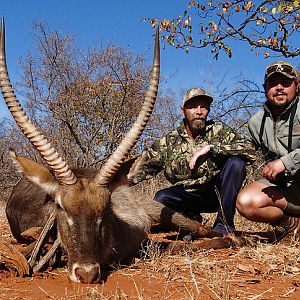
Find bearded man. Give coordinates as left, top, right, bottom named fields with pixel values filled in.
left=237, top=61, right=300, bottom=239
left=129, top=87, right=255, bottom=235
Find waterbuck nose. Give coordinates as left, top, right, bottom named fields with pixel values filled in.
left=75, top=265, right=101, bottom=284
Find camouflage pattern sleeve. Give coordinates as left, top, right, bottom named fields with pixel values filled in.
left=210, top=125, right=257, bottom=163
left=127, top=137, right=167, bottom=185
left=128, top=121, right=257, bottom=189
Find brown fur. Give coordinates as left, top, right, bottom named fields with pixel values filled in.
left=6, top=154, right=226, bottom=283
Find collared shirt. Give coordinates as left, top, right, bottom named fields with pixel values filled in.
left=246, top=96, right=300, bottom=183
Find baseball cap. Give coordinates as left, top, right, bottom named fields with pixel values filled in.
left=264, top=61, right=298, bottom=81
left=182, top=88, right=213, bottom=107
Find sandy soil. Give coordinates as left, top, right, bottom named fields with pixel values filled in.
left=1, top=200, right=300, bottom=299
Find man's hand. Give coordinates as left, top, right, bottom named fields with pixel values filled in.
left=189, top=144, right=211, bottom=170
left=262, top=159, right=286, bottom=182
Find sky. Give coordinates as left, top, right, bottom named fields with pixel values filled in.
left=0, top=0, right=299, bottom=119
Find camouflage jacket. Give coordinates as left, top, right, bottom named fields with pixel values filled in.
left=130, top=120, right=256, bottom=191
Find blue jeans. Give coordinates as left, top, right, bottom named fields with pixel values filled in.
left=154, top=156, right=246, bottom=230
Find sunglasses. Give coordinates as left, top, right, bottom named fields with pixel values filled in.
left=265, top=63, right=297, bottom=78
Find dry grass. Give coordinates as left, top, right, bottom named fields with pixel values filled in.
left=107, top=210, right=300, bottom=299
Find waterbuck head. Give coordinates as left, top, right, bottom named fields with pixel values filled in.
left=0, top=17, right=160, bottom=283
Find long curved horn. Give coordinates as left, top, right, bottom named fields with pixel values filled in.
left=0, top=17, right=77, bottom=185
left=94, top=28, right=160, bottom=186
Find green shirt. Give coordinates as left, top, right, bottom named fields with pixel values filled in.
left=246, top=96, right=300, bottom=183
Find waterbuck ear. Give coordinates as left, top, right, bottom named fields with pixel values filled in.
left=9, top=150, right=59, bottom=195
left=108, top=156, right=139, bottom=192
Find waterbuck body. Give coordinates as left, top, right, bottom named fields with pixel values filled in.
left=1, top=18, right=222, bottom=284
left=6, top=160, right=212, bottom=283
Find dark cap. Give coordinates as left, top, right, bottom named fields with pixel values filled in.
left=182, top=87, right=213, bottom=107
left=264, top=60, right=298, bottom=81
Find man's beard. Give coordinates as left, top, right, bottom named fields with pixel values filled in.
left=267, top=93, right=293, bottom=110
left=186, top=118, right=206, bottom=131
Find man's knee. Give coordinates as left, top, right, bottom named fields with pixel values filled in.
left=154, top=189, right=166, bottom=204
left=220, top=156, right=246, bottom=184
left=226, top=156, right=246, bottom=173
left=236, top=190, right=251, bottom=212
left=154, top=188, right=177, bottom=206
left=236, top=189, right=261, bottom=216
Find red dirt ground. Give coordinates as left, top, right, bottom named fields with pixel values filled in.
left=1, top=200, right=300, bottom=299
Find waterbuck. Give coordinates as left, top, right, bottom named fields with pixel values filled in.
left=0, top=18, right=223, bottom=284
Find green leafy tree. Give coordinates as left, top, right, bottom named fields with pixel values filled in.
left=149, top=0, right=300, bottom=59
